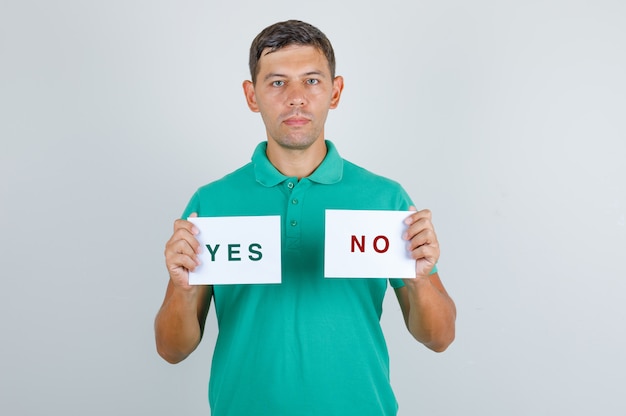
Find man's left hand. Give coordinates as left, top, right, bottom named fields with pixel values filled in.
left=403, top=207, right=440, bottom=279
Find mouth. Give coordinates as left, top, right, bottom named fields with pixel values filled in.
left=283, top=114, right=311, bottom=127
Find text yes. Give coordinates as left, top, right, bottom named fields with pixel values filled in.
left=205, top=243, right=263, bottom=262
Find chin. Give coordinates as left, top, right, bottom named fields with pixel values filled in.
left=273, top=136, right=320, bottom=150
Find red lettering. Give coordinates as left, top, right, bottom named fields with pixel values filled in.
left=373, top=235, right=389, bottom=253
left=351, top=235, right=365, bottom=252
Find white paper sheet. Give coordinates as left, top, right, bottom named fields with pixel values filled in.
left=324, top=209, right=416, bottom=279
left=187, top=216, right=281, bottom=285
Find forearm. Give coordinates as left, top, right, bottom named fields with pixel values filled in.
left=154, top=284, right=207, bottom=363
left=401, top=275, right=456, bottom=352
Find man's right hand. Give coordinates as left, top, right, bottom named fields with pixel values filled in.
left=164, top=212, right=202, bottom=290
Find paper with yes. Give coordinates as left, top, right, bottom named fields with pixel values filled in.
left=187, top=216, right=281, bottom=285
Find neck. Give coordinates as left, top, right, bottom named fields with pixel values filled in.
left=266, top=139, right=327, bottom=179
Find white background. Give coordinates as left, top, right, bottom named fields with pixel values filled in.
left=1, top=1, right=625, bottom=415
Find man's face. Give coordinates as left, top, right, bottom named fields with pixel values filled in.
left=243, top=44, right=343, bottom=151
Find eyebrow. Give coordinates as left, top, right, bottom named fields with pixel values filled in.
left=263, top=70, right=327, bottom=82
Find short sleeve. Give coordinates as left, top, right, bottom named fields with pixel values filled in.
left=181, top=191, right=201, bottom=219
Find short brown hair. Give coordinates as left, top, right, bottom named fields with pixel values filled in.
left=248, top=20, right=336, bottom=84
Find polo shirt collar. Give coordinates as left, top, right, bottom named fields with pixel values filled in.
left=252, top=140, right=344, bottom=187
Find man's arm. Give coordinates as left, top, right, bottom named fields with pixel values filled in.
left=154, top=214, right=212, bottom=363
left=395, top=208, right=456, bottom=352
left=394, top=273, right=456, bottom=352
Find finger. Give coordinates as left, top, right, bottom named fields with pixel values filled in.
left=166, top=234, right=202, bottom=259
left=409, top=240, right=440, bottom=262
left=173, top=216, right=199, bottom=236
left=170, top=216, right=202, bottom=252
left=407, top=228, right=438, bottom=251
left=403, top=218, right=436, bottom=243
left=404, top=208, right=432, bottom=226
left=166, top=250, right=200, bottom=273
left=407, top=217, right=435, bottom=237
left=165, top=238, right=202, bottom=276
left=165, top=225, right=203, bottom=268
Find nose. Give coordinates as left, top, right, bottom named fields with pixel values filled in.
left=287, top=83, right=306, bottom=107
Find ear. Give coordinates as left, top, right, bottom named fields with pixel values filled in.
left=329, top=76, right=344, bottom=109
left=243, top=80, right=260, bottom=112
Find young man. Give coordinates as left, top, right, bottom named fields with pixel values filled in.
left=155, top=20, right=456, bottom=415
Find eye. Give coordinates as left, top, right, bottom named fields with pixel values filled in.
left=306, top=79, right=319, bottom=85
left=272, top=80, right=285, bottom=87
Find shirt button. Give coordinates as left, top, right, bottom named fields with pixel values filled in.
left=287, top=182, right=294, bottom=189
left=290, top=220, right=298, bottom=227
left=291, top=199, right=299, bottom=205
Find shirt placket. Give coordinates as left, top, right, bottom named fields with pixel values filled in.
left=284, top=178, right=309, bottom=250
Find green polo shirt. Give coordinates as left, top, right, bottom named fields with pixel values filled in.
left=182, top=140, right=418, bottom=416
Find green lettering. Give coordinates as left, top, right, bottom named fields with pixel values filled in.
left=206, top=244, right=220, bottom=261
left=248, top=243, right=263, bottom=261
left=228, top=244, right=241, bottom=261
